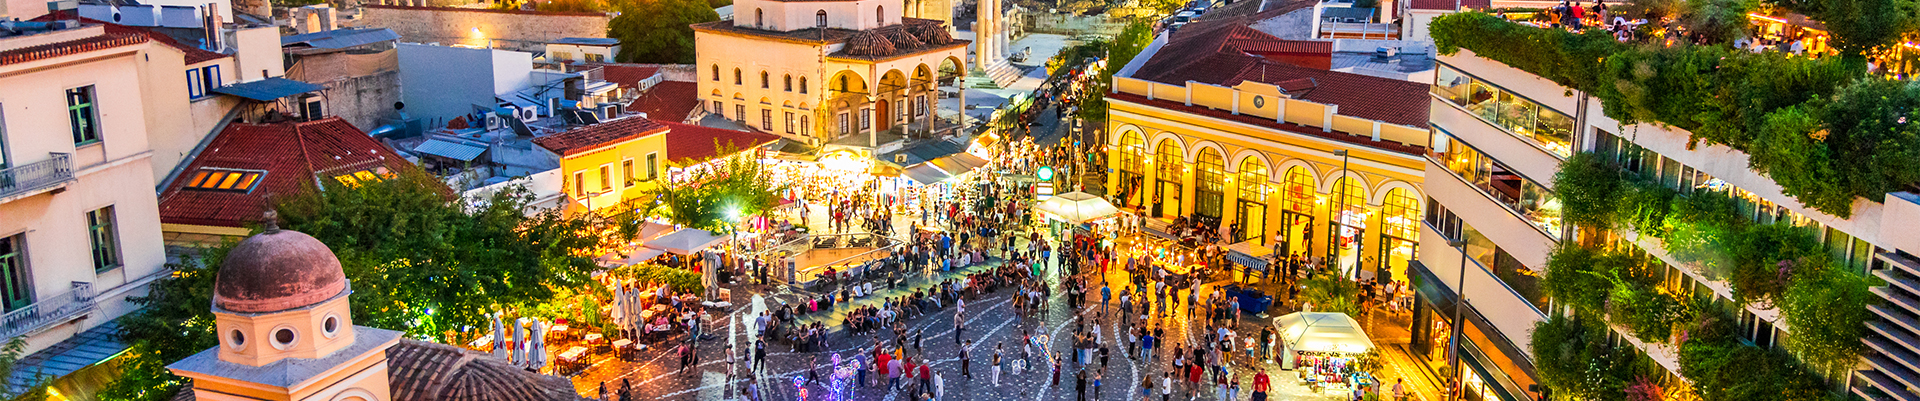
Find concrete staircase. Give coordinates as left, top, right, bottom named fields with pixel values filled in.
left=967, top=59, right=1022, bottom=89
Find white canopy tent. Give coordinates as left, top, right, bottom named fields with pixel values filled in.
left=1272, top=312, right=1375, bottom=369
left=1033, top=191, right=1121, bottom=224
left=644, top=228, right=728, bottom=255
left=625, top=248, right=667, bottom=264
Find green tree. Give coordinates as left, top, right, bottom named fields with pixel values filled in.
left=99, top=245, right=230, bottom=401
left=1105, top=21, right=1155, bottom=83
left=1530, top=315, right=1637, bottom=400
left=1781, top=265, right=1876, bottom=375
left=640, top=148, right=785, bottom=232
left=1551, top=152, right=1624, bottom=229
left=609, top=0, right=719, bottom=63
left=1298, top=275, right=1362, bottom=318
left=275, top=173, right=604, bottom=343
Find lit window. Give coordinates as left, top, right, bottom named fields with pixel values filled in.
left=67, top=86, right=99, bottom=145
left=332, top=167, right=394, bottom=187
left=184, top=168, right=266, bottom=192
left=623, top=159, right=636, bottom=187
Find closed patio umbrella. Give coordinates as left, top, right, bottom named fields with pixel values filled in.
left=512, top=317, right=528, bottom=366
left=491, top=313, right=509, bottom=361
left=529, top=319, right=548, bottom=370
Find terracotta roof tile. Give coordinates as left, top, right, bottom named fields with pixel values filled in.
left=693, top=18, right=969, bottom=61
left=532, top=117, right=669, bottom=156
left=386, top=340, right=586, bottom=401
left=629, top=81, right=701, bottom=123
left=0, top=31, right=147, bottom=66
left=157, top=117, right=425, bottom=228
left=1108, top=91, right=1427, bottom=154
left=1409, top=0, right=1489, bottom=10
left=1128, top=16, right=1428, bottom=127
left=658, top=121, right=780, bottom=165
left=28, top=14, right=231, bottom=64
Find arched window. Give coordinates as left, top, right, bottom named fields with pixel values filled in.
left=784, top=75, right=793, bottom=92
left=711, top=65, right=720, bottom=81
left=755, top=8, right=763, bottom=26
left=1381, top=187, right=1420, bottom=240
left=799, top=77, right=809, bottom=93
left=760, top=71, right=769, bottom=88
left=876, top=6, right=884, bottom=24
left=734, top=68, right=742, bottom=85
left=816, top=10, right=827, bottom=27
left=1282, top=167, right=1314, bottom=213
left=1195, top=148, right=1225, bottom=218
left=1238, top=158, right=1269, bottom=204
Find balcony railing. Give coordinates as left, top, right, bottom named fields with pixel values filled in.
left=0, top=282, right=95, bottom=340
left=0, top=153, right=76, bottom=201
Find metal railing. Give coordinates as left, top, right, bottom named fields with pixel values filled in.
left=0, top=153, right=75, bottom=201
left=0, top=282, right=95, bottom=340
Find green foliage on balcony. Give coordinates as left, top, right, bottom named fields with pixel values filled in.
left=1431, top=12, right=1920, bottom=218
left=1545, top=151, right=1881, bottom=399
left=1676, top=309, right=1831, bottom=400
left=1528, top=315, right=1640, bottom=400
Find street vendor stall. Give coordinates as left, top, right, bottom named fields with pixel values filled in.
left=646, top=229, right=729, bottom=255
left=1033, top=191, right=1119, bottom=224
left=1273, top=312, right=1375, bottom=392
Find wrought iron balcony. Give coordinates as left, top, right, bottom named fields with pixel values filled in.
left=0, top=153, right=76, bottom=202
left=0, top=282, right=95, bottom=340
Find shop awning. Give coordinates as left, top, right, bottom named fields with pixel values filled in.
left=1033, top=191, right=1119, bottom=224
left=1272, top=312, right=1374, bottom=353
left=904, top=163, right=954, bottom=185
left=1225, top=240, right=1273, bottom=271
left=636, top=222, right=677, bottom=242
left=644, top=229, right=728, bottom=255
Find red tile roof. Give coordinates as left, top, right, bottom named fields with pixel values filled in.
left=532, top=116, right=669, bottom=156
left=1409, top=0, right=1489, bottom=10
left=0, top=31, right=147, bottom=66
left=657, top=121, right=780, bottom=165
left=1107, top=91, right=1426, bottom=154
left=1128, top=16, right=1429, bottom=127
left=28, top=14, right=231, bottom=64
left=158, top=117, right=424, bottom=228
left=628, top=81, right=701, bottom=123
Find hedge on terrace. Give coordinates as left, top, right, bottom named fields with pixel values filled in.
left=1431, top=12, right=1920, bottom=218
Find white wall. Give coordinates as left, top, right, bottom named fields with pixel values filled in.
left=231, top=25, right=284, bottom=82
left=397, top=43, right=500, bottom=124
left=734, top=0, right=897, bottom=32
left=491, top=48, right=533, bottom=97
left=0, top=39, right=168, bottom=356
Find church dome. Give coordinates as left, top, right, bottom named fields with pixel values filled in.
left=214, top=227, right=348, bottom=313
left=844, top=30, right=896, bottom=56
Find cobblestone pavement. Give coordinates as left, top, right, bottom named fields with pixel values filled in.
left=569, top=257, right=1442, bottom=401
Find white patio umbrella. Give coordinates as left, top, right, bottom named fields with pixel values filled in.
left=1033, top=191, right=1120, bottom=224
left=512, top=317, right=528, bottom=366
left=491, top=313, right=509, bottom=361
left=611, top=286, right=628, bottom=330
left=645, top=229, right=729, bottom=255
left=1271, top=312, right=1375, bottom=369
left=529, top=319, right=548, bottom=370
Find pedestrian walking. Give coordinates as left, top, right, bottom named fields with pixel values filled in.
left=1252, top=370, right=1269, bottom=401
left=961, top=341, right=974, bottom=379
left=992, top=343, right=1004, bottom=386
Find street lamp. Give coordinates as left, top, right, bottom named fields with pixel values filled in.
left=1447, top=238, right=1468, bottom=401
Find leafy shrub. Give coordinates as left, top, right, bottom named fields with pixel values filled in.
left=1543, top=245, right=1614, bottom=314
left=1608, top=286, right=1690, bottom=342
left=1530, top=315, right=1637, bottom=400
left=1725, top=223, right=1826, bottom=304
left=1616, top=179, right=1676, bottom=238
left=1659, top=190, right=1744, bottom=275
left=1553, top=152, right=1626, bottom=229
left=1781, top=265, right=1878, bottom=375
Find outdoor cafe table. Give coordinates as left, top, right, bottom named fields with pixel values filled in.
left=559, top=346, right=591, bottom=372
left=612, top=339, right=634, bottom=358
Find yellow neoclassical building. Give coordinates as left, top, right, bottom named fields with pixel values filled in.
left=693, top=0, right=969, bottom=149
left=1106, top=18, right=1432, bottom=278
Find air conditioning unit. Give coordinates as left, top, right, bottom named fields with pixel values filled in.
left=520, top=106, right=538, bottom=122
left=895, top=154, right=908, bottom=164
left=485, top=113, right=503, bottom=130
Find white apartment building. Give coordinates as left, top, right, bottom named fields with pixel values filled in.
left=0, top=8, right=283, bottom=397
left=1422, top=46, right=1920, bottom=400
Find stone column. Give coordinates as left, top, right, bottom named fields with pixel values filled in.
left=975, top=0, right=993, bottom=68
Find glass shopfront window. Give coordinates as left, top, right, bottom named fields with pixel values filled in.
left=1431, top=130, right=1563, bottom=237
left=1432, top=64, right=1574, bottom=157
left=1196, top=148, right=1227, bottom=218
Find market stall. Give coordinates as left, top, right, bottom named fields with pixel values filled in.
left=1032, top=191, right=1119, bottom=224
left=1273, top=312, right=1375, bottom=392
